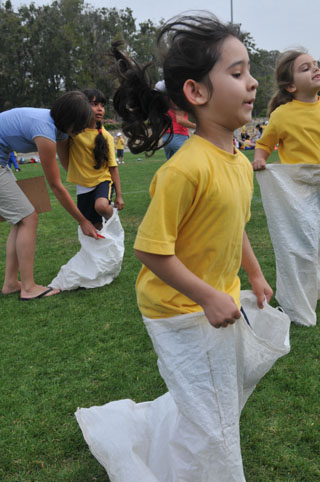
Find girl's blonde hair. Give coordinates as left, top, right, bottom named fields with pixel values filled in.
left=268, top=48, right=308, bottom=115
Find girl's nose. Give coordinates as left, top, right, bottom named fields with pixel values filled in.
left=249, top=74, right=259, bottom=90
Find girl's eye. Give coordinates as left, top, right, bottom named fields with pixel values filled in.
left=232, top=73, right=241, bottom=78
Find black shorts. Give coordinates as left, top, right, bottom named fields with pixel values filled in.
left=77, top=181, right=114, bottom=224
left=116, top=149, right=124, bottom=158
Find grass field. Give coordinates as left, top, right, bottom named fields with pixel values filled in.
left=0, top=149, right=319, bottom=481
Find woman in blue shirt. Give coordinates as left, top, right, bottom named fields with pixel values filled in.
left=0, top=91, right=98, bottom=300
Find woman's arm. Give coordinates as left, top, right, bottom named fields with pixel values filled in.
left=134, top=249, right=241, bottom=328
left=56, top=138, right=70, bottom=171
left=175, top=111, right=196, bottom=129
left=241, top=231, right=273, bottom=307
left=251, top=148, right=270, bottom=171
left=109, top=166, right=124, bottom=210
left=34, top=136, right=98, bottom=239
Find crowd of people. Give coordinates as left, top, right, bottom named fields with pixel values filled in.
left=1, top=9, right=319, bottom=482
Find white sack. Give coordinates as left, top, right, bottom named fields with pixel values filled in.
left=50, top=209, right=124, bottom=290
left=75, top=291, right=290, bottom=482
left=256, top=164, right=320, bottom=326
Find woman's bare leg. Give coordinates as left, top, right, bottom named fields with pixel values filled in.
left=2, top=212, right=59, bottom=298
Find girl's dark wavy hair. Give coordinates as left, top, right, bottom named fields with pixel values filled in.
left=82, top=88, right=109, bottom=170
left=50, top=91, right=93, bottom=135
left=110, top=12, right=241, bottom=156
left=267, top=49, right=307, bottom=115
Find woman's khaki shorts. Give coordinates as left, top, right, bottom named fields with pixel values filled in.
left=0, top=166, right=34, bottom=224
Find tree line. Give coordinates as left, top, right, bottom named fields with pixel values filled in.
left=0, top=0, right=279, bottom=117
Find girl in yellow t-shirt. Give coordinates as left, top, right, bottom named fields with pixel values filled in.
left=253, top=49, right=320, bottom=169
left=100, top=14, right=275, bottom=479
left=65, top=88, right=124, bottom=229
left=74, top=14, right=293, bottom=482
left=112, top=21, right=271, bottom=325
left=252, top=50, right=320, bottom=327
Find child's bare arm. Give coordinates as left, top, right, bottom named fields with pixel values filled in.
left=134, top=249, right=241, bottom=328
left=252, top=148, right=269, bottom=171
left=241, top=231, right=273, bottom=307
left=109, top=166, right=124, bottom=210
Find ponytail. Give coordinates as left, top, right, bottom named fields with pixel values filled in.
left=111, top=41, right=172, bottom=156
left=110, top=14, right=242, bottom=155
left=267, top=90, right=294, bottom=116
left=93, top=121, right=109, bottom=170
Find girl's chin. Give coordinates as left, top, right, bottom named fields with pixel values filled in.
left=237, top=114, right=252, bottom=127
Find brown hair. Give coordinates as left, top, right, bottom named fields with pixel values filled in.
left=82, top=88, right=109, bottom=170
left=268, top=48, right=307, bottom=115
left=110, top=12, right=242, bottom=156
left=50, top=91, right=93, bottom=134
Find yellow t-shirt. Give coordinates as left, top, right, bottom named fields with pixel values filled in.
left=115, top=137, right=125, bottom=150
left=255, top=98, right=320, bottom=164
left=134, top=135, right=253, bottom=319
left=67, top=127, right=117, bottom=187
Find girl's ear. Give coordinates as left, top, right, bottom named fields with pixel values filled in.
left=286, top=83, right=297, bottom=94
left=183, top=79, right=209, bottom=106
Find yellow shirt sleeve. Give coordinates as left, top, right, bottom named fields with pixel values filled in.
left=255, top=114, right=280, bottom=154
left=135, top=166, right=196, bottom=255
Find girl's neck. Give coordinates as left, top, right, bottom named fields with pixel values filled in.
left=89, top=118, right=98, bottom=128
left=293, top=91, right=319, bottom=103
left=195, top=122, right=235, bottom=154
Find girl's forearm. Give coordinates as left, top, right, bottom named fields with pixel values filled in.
left=241, top=231, right=263, bottom=278
left=135, top=250, right=217, bottom=306
left=134, top=249, right=241, bottom=327
left=252, top=148, right=269, bottom=170
left=241, top=231, right=273, bottom=306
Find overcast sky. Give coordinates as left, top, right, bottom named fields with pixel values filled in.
left=10, top=0, right=319, bottom=59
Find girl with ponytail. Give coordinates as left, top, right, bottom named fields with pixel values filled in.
left=65, top=88, right=124, bottom=228
left=252, top=49, right=320, bottom=327
left=253, top=48, right=320, bottom=169
left=77, top=13, right=276, bottom=481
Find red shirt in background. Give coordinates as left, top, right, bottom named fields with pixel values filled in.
left=166, top=109, right=190, bottom=136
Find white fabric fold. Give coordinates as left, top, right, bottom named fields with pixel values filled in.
left=50, top=209, right=124, bottom=290
left=256, top=164, right=320, bottom=326
left=76, top=291, right=290, bottom=482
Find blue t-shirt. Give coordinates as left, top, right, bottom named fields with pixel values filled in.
left=0, top=108, right=68, bottom=166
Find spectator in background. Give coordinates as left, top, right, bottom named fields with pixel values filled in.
left=156, top=80, right=196, bottom=160
left=8, top=151, right=20, bottom=172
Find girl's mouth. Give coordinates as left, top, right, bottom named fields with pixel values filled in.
left=244, top=98, right=255, bottom=108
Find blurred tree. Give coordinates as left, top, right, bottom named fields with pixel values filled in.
left=242, top=31, right=279, bottom=117
left=0, top=2, right=278, bottom=117
left=0, top=2, right=29, bottom=109
left=251, top=49, right=279, bottom=117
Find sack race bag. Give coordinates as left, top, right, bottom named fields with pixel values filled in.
left=50, top=209, right=124, bottom=290
left=256, top=164, right=320, bottom=326
left=75, top=291, right=290, bottom=482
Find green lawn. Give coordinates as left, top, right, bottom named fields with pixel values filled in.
left=0, top=149, right=319, bottom=481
